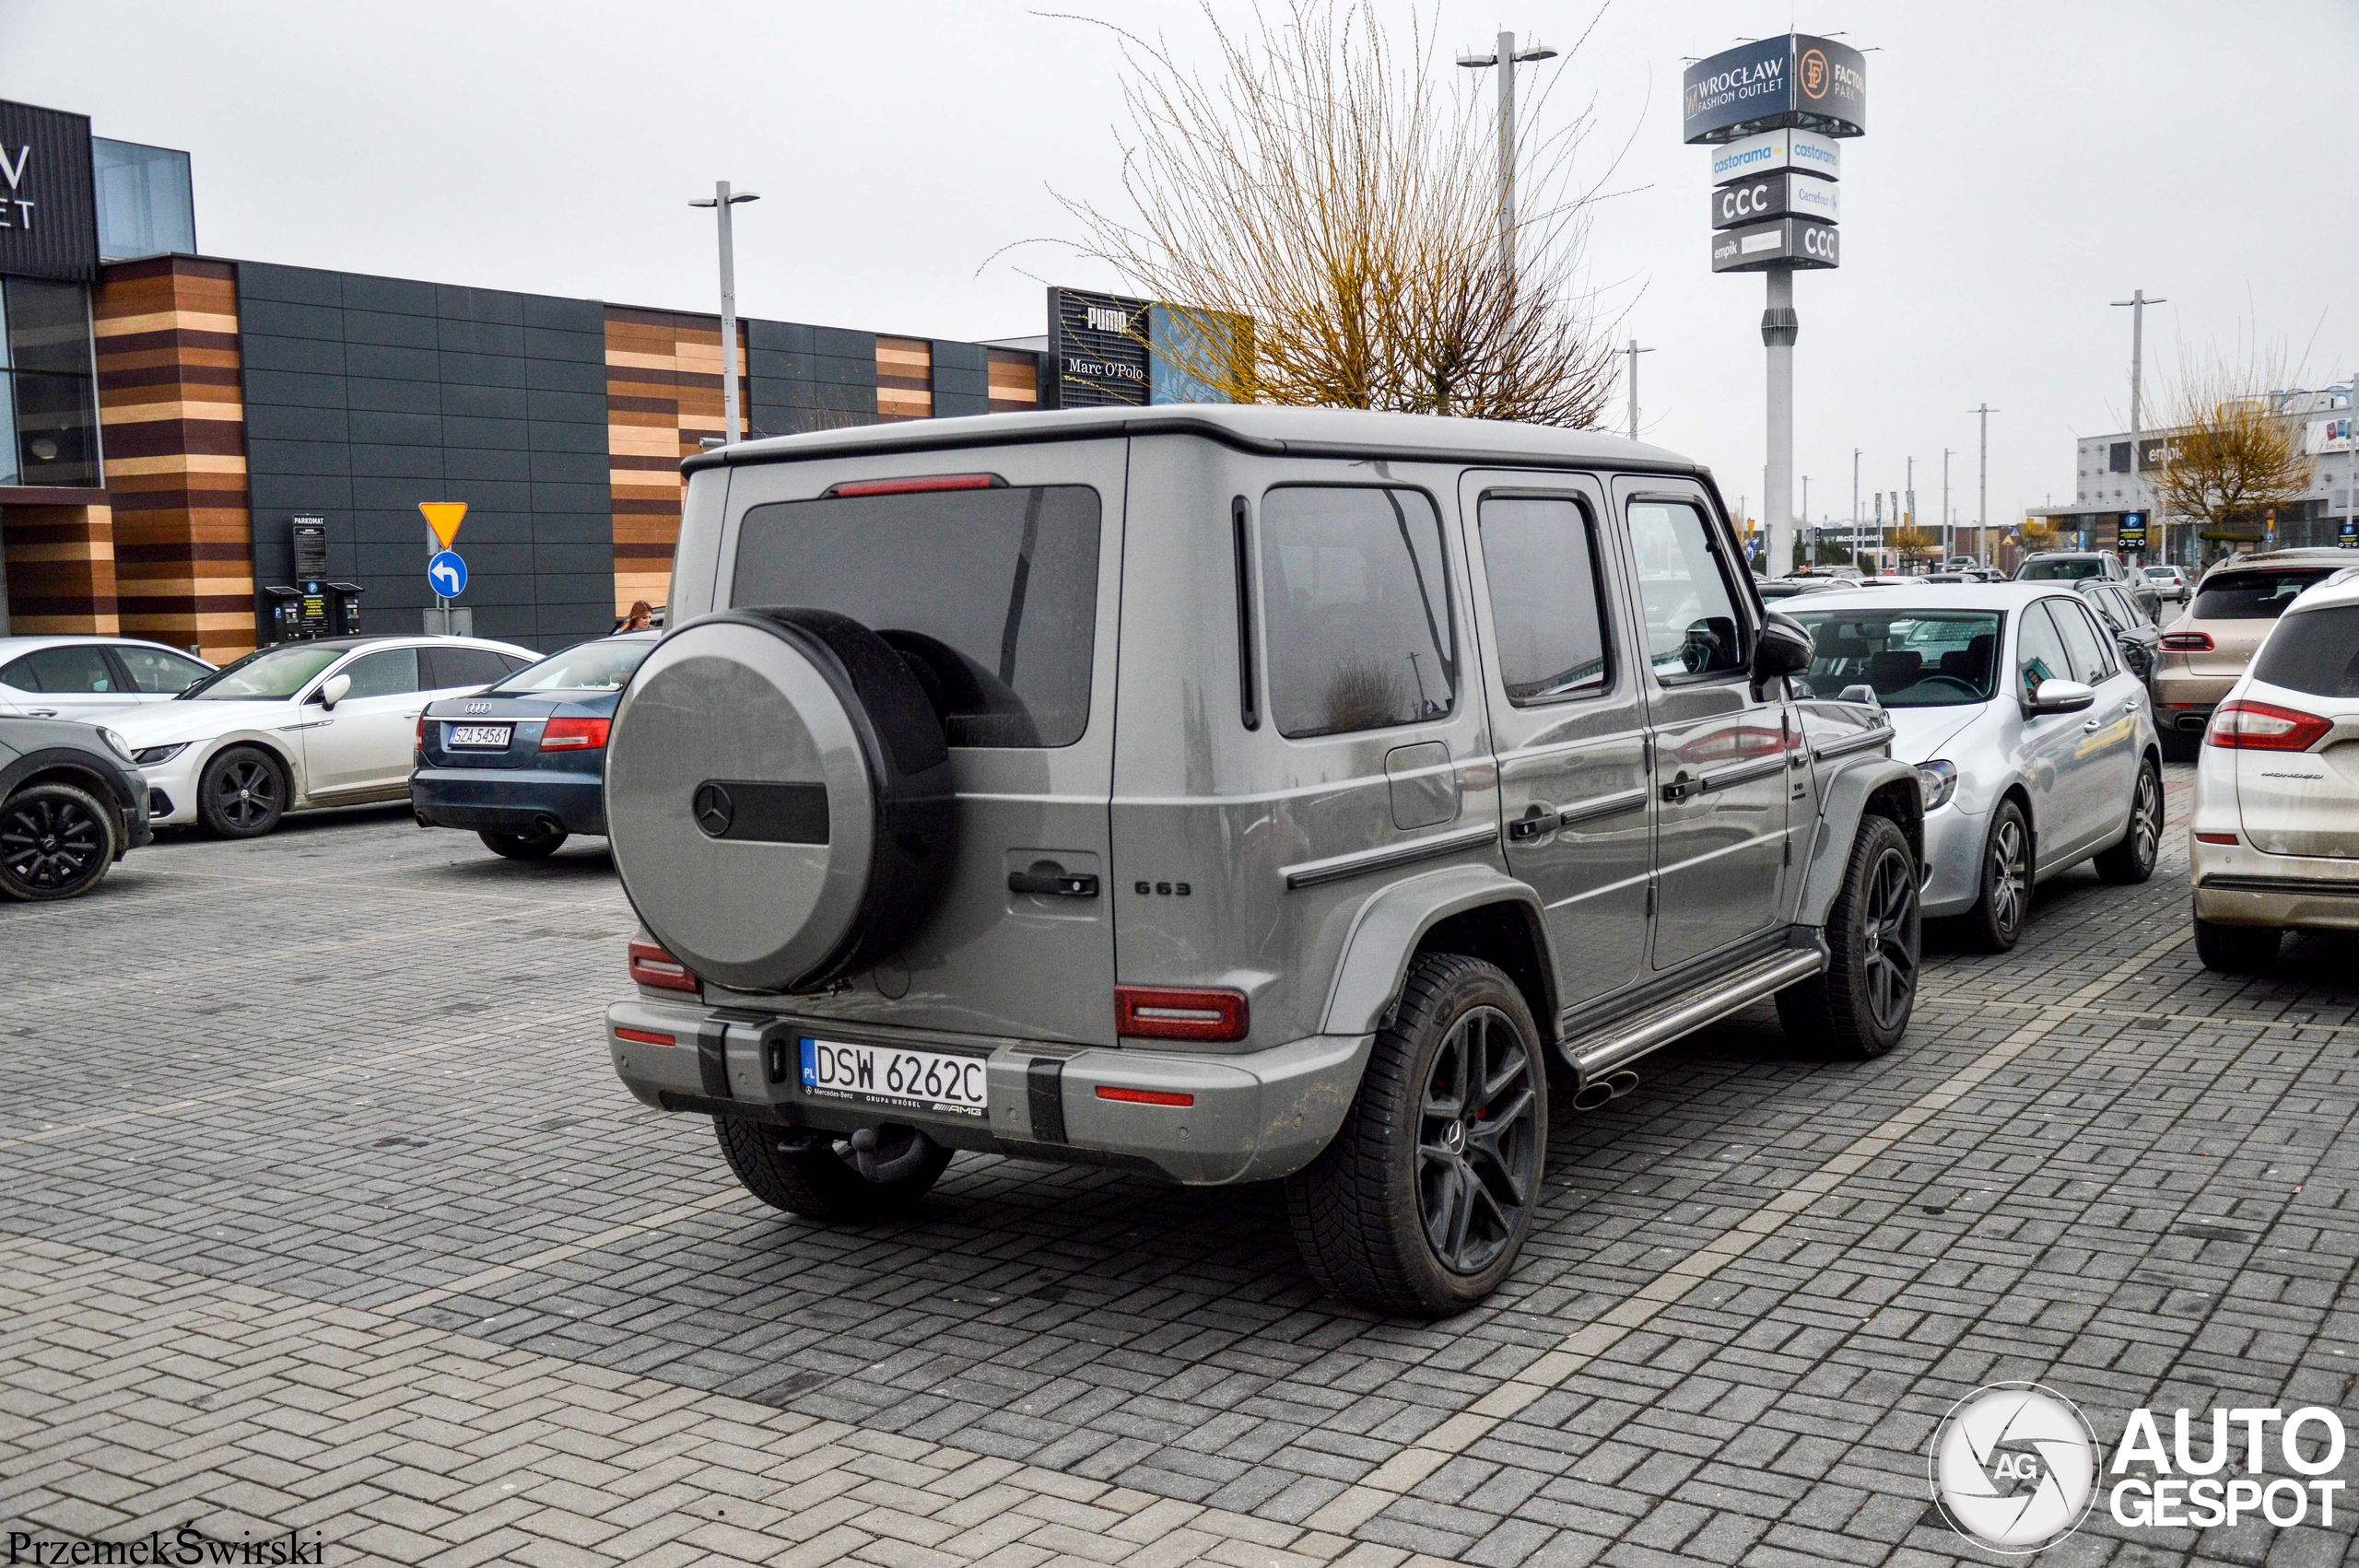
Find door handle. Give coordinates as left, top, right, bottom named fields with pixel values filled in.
left=27, top=708, right=56, bottom=718
left=1508, top=804, right=1555, bottom=842
left=1661, top=775, right=1700, bottom=802
left=1008, top=871, right=1099, bottom=897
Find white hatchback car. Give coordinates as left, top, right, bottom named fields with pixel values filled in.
left=0, top=636, right=217, bottom=720
left=111, top=635, right=537, bottom=837
left=1783, top=584, right=2165, bottom=951
left=2189, top=575, right=2359, bottom=971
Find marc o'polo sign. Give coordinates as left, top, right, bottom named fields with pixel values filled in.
left=1682, top=33, right=1867, bottom=145
left=1711, top=172, right=1838, bottom=230
left=1049, top=286, right=1151, bottom=409
left=1710, top=216, right=1840, bottom=273
left=0, top=99, right=99, bottom=282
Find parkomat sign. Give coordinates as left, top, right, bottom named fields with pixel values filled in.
left=1709, top=128, right=1840, bottom=185
left=1682, top=33, right=1867, bottom=145
left=1711, top=172, right=1838, bottom=230
left=1710, top=216, right=1839, bottom=274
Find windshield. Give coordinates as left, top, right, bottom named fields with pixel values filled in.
left=1786, top=609, right=2005, bottom=707
left=2018, top=557, right=2102, bottom=580
left=182, top=643, right=344, bottom=700
left=732, top=483, right=1102, bottom=747
left=493, top=638, right=651, bottom=694
left=2192, top=568, right=2335, bottom=621
left=2143, top=567, right=2178, bottom=580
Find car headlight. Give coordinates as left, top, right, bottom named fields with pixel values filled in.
left=1916, top=759, right=1958, bottom=812
left=132, top=742, right=190, bottom=766
left=100, top=728, right=137, bottom=765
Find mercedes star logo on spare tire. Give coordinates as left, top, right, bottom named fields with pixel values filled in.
left=693, top=782, right=734, bottom=837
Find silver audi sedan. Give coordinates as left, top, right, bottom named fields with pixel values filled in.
left=1783, top=584, right=2165, bottom=951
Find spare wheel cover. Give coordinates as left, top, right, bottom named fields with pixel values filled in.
left=605, top=608, right=954, bottom=991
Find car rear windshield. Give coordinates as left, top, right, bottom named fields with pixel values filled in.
left=182, top=643, right=344, bottom=699
left=2252, top=604, right=2359, bottom=698
left=2190, top=568, right=2334, bottom=621
left=495, top=638, right=651, bottom=694
left=732, top=484, right=1101, bottom=747
left=2018, top=557, right=2101, bottom=580
left=1784, top=609, right=2004, bottom=707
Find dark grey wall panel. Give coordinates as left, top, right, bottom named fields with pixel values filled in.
left=236, top=260, right=618, bottom=649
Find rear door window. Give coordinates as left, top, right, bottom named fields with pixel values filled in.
left=1477, top=496, right=1612, bottom=704
left=1260, top=486, right=1456, bottom=738
left=2052, top=598, right=2117, bottom=683
left=2253, top=605, right=2359, bottom=697
left=2192, top=569, right=2332, bottom=620
left=4, top=645, right=116, bottom=693
left=422, top=646, right=515, bottom=689
left=734, top=483, right=1102, bottom=747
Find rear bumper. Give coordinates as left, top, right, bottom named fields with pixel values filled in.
left=2152, top=671, right=2236, bottom=731
left=412, top=767, right=605, bottom=836
left=2191, top=837, right=2359, bottom=931
left=606, top=998, right=1371, bottom=1185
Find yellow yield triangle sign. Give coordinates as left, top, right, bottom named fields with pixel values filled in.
left=419, top=501, right=468, bottom=549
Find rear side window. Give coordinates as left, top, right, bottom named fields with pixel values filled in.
left=423, top=646, right=515, bottom=689
left=2192, top=569, right=2332, bottom=620
left=3, top=645, right=115, bottom=693
left=734, top=484, right=1102, bottom=747
left=1477, top=496, right=1611, bottom=703
left=2052, top=598, right=2116, bottom=683
left=1260, top=486, right=1456, bottom=738
left=2253, top=605, right=2359, bottom=697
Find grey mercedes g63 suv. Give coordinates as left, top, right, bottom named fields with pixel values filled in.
left=603, top=405, right=1921, bottom=1315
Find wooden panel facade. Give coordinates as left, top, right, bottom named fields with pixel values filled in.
left=604, top=306, right=745, bottom=616
left=92, top=257, right=253, bottom=660
left=987, top=348, right=1041, bottom=415
left=875, top=336, right=932, bottom=423
left=0, top=501, right=119, bottom=636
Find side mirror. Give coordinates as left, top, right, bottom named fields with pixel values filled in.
left=2024, top=677, right=2095, bottom=716
left=318, top=673, right=352, bottom=710
left=1749, top=613, right=1813, bottom=696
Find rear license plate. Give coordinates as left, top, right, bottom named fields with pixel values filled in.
left=448, top=724, right=512, bottom=748
left=800, top=1036, right=988, bottom=1118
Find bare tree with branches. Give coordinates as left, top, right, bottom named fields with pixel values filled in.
left=1034, top=1, right=1628, bottom=426
left=2151, top=346, right=2317, bottom=562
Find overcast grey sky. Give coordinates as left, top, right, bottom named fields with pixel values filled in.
left=6, top=0, right=2353, bottom=531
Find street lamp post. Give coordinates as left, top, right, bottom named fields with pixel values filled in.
left=1458, top=31, right=1558, bottom=283
left=2110, top=288, right=2165, bottom=562
left=689, top=181, right=761, bottom=447
left=1621, top=338, right=1653, bottom=441
left=1851, top=448, right=1861, bottom=567
left=1971, top=404, right=1999, bottom=565
left=1942, top=448, right=1954, bottom=566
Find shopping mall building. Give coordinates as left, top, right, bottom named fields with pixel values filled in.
left=0, top=96, right=1157, bottom=659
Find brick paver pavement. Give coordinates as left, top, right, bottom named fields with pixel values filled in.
left=2, top=765, right=2354, bottom=1565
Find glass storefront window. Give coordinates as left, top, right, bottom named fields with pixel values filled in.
left=0, top=277, right=100, bottom=487
left=93, top=138, right=197, bottom=260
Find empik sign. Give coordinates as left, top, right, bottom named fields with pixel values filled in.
left=1711, top=172, right=1838, bottom=230
left=1709, top=127, right=1841, bottom=185
left=1682, top=33, right=1866, bottom=145
left=1710, top=216, right=1839, bottom=274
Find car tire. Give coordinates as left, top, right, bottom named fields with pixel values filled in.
left=1777, top=813, right=1919, bottom=1059
left=2095, top=756, right=2164, bottom=885
left=478, top=825, right=568, bottom=860
left=0, top=781, right=118, bottom=902
left=2194, top=918, right=2280, bottom=976
left=714, top=1116, right=952, bottom=1223
left=1285, top=954, right=1546, bottom=1316
left=197, top=746, right=288, bottom=838
left=1964, top=800, right=2031, bottom=954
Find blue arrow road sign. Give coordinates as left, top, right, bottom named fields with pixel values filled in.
left=428, top=549, right=468, bottom=597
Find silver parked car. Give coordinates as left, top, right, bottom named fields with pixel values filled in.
left=597, top=404, right=1927, bottom=1316
left=1785, top=584, right=2164, bottom=951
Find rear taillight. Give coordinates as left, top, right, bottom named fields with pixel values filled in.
left=540, top=717, right=610, bottom=751
left=2161, top=631, right=2214, bottom=651
left=1114, top=986, right=1249, bottom=1043
left=628, top=940, right=699, bottom=992
left=2194, top=832, right=2239, bottom=846
left=416, top=716, right=427, bottom=745
left=2206, top=699, right=2332, bottom=752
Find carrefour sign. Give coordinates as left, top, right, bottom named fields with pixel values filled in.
left=1683, top=33, right=1867, bottom=145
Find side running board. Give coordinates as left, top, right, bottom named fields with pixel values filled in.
left=1563, top=948, right=1826, bottom=1081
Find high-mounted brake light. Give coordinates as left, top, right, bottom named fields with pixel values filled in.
left=2206, top=699, right=2331, bottom=752
left=2160, top=631, right=2214, bottom=651
left=825, top=473, right=1004, bottom=498
left=539, top=717, right=610, bottom=751
left=1114, top=985, right=1249, bottom=1043
left=1097, top=1085, right=1196, bottom=1107
left=628, top=940, right=700, bottom=993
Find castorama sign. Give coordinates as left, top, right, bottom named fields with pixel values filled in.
left=1682, top=33, right=1867, bottom=145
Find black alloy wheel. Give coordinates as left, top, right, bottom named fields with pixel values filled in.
left=0, top=782, right=115, bottom=901
left=198, top=747, right=287, bottom=837
left=1416, top=1005, right=1541, bottom=1278
left=1857, top=840, right=1920, bottom=1036
left=1777, top=813, right=1919, bottom=1059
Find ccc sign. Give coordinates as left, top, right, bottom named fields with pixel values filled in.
left=1715, top=181, right=1777, bottom=227
left=1800, top=222, right=1839, bottom=263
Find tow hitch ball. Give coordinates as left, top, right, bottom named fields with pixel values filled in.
left=850, top=1124, right=939, bottom=1181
